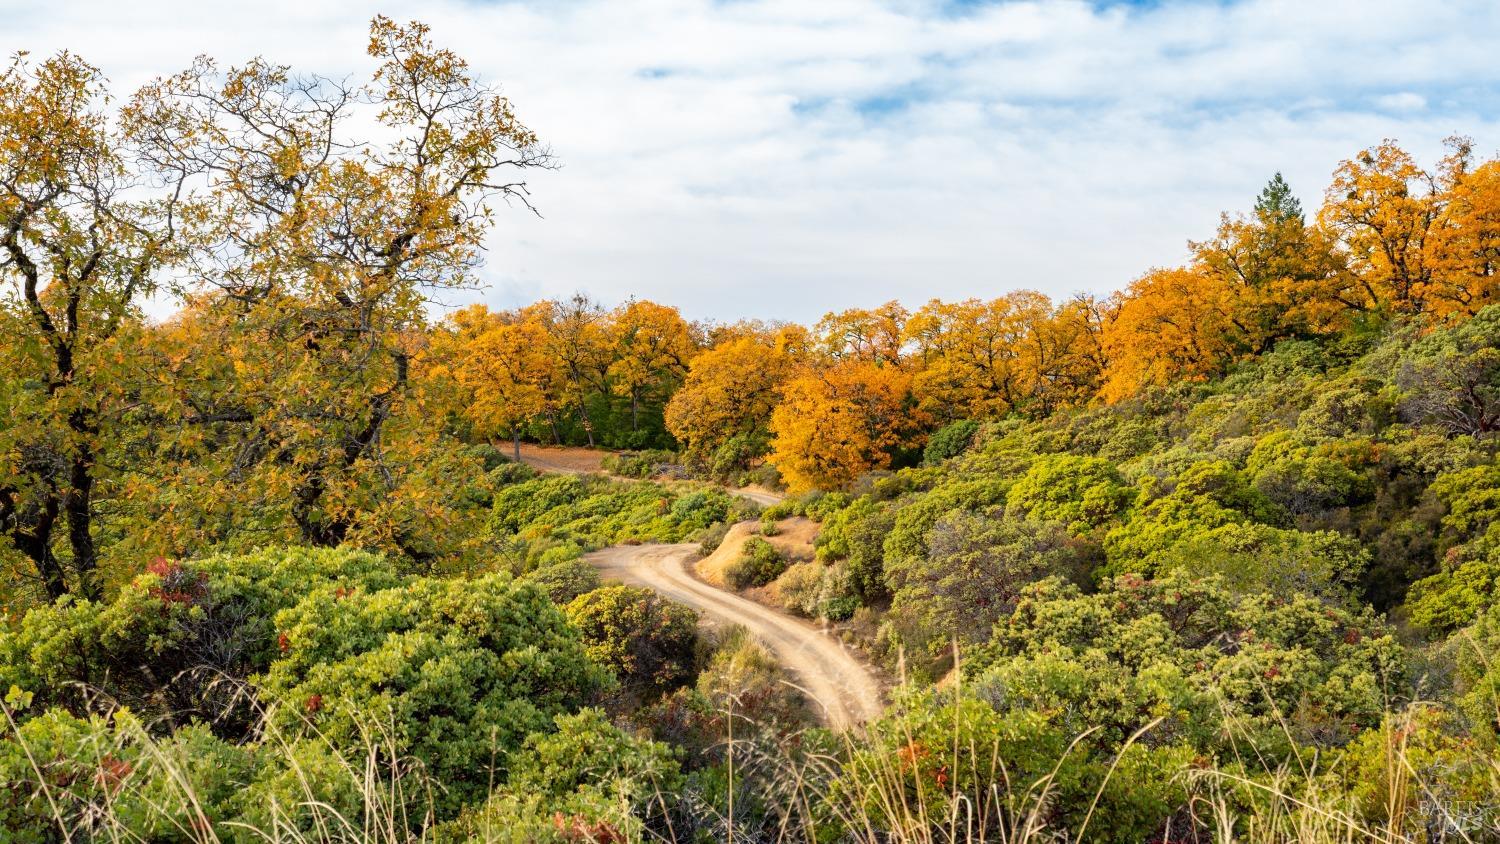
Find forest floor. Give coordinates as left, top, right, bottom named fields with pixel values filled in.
left=585, top=542, right=885, bottom=729
left=514, top=443, right=610, bottom=474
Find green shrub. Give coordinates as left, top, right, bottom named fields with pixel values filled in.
left=887, top=513, right=1097, bottom=655
left=1404, top=536, right=1500, bottom=635
left=0, top=705, right=262, bottom=842
left=967, top=572, right=1407, bottom=755
left=724, top=538, right=786, bottom=590
left=834, top=687, right=1189, bottom=844
left=698, top=521, right=732, bottom=554
left=261, top=573, right=605, bottom=817
left=602, top=448, right=679, bottom=479
left=0, top=547, right=401, bottom=731
left=1004, top=453, right=1133, bottom=534
left=922, top=419, right=981, bottom=465
left=520, top=558, right=602, bottom=603
left=565, top=586, right=699, bottom=700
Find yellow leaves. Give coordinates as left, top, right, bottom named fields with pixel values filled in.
left=665, top=334, right=794, bottom=459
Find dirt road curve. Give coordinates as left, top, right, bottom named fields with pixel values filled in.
left=586, top=543, right=884, bottom=729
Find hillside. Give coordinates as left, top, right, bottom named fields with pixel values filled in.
left=2, top=18, right=1499, bottom=843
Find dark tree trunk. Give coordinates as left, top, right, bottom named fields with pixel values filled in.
left=3, top=492, right=66, bottom=601
left=65, top=452, right=100, bottom=600
left=578, top=399, right=595, bottom=448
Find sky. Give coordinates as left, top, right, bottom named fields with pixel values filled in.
left=6, top=0, right=1500, bottom=323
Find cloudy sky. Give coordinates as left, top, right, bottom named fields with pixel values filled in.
left=8, top=0, right=1500, bottom=322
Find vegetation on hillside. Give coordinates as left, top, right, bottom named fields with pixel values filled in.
left=2, top=16, right=1498, bottom=843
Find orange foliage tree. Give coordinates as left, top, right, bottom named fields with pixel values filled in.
left=768, top=361, right=928, bottom=492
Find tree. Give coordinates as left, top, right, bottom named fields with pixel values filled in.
left=664, top=333, right=796, bottom=472
left=0, top=52, right=188, bottom=600
left=1255, top=172, right=1304, bottom=224
left=1098, top=267, right=1241, bottom=401
left=1320, top=140, right=1443, bottom=313
left=607, top=299, right=697, bottom=439
left=769, top=360, right=925, bottom=492
left=124, top=17, right=549, bottom=553
left=456, top=308, right=554, bottom=460
left=538, top=295, right=614, bottom=447
left=815, top=300, right=909, bottom=366
left=1427, top=156, right=1500, bottom=318
left=907, top=295, right=1033, bottom=419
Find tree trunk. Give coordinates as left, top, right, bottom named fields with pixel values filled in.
left=631, top=390, right=640, bottom=432
left=64, top=445, right=101, bottom=600
left=513, top=429, right=522, bottom=463
left=578, top=399, right=595, bottom=448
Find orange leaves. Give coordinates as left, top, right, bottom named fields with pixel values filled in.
left=769, top=360, right=926, bottom=493
left=1098, top=267, right=1237, bottom=402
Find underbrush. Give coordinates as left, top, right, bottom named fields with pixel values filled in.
left=5, top=669, right=1495, bottom=843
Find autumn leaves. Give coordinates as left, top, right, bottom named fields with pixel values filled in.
left=447, top=139, right=1500, bottom=496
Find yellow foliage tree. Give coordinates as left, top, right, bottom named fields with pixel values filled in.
left=1098, top=267, right=1240, bottom=402
left=607, top=300, right=698, bottom=436
left=664, top=334, right=795, bottom=473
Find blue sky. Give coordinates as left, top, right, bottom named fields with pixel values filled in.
left=7, top=0, right=1500, bottom=322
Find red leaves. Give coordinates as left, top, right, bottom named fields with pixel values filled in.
left=550, top=813, right=625, bottom=843
left=95, top=756, right=133, bottom=795
left=304, top=693, right=323, bottom=714
left=144, top=556, right=205, bottom=606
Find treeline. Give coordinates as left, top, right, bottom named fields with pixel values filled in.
left=445, top=142, right=1498, bottom=491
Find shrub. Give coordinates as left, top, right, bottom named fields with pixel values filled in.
left=261, top=573, right=605, bottom=817
left=565, top=586, right=699, bottom=700
left=1156, top=522, right=1370, bottom=599
left=508, top=708, right=682, bottom=803
left=1004, top=453, right=1133, bottom=534
left=724, top=538, right=786, bottom=590
left=0, top=708, right=254, bottom=842
left=668, top=488, right=733, bottom=531
left=1404, top=537, right=1500, bottom=635
left=834, top=687, right=1189, bottom=844
left=886, top=512, right=1097, bottom=653
left=601, top=449, right=678, bottom=479
left=697, top=521, right=732, bottom=555
left=695, top=628, right=807, bottom=726
left=967, top=573, right=1407, bottom=755
left=922, top=419, right=981, bottom=465
left=0, top=547, right=402, bottom=732
left=520, top=558, right=602, bottom=603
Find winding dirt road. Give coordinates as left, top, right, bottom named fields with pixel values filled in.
left=585, top=543, right=884, bottom=729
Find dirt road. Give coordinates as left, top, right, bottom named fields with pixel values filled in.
left=515, top=443, right=608, bottom=474
left=585, top=543, right=884, bottom=729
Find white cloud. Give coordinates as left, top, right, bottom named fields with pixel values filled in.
left=1376, top=92, right=1428, bottom=111
left=7, top=0, right=1500, bottom=322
